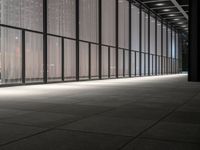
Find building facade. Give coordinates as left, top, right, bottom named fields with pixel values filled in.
left=0, top=0, right=182, bottom=86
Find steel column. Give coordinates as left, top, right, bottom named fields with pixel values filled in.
left=116, top=0, right=119, bottom=78
left=76, top=0, right=80, bottom=81
left=43, top=0, right=47, bottom=83
left=62, top=38, right=64, bottom=81
left=139, top=5, right=142, bottom=76
left=22, top=30, right=25, bottom=84
left=99, top=0, right=102, bottom=79
left=129, top=0, right=132, bottom=77
left=88, top=43, right=91, bottom=79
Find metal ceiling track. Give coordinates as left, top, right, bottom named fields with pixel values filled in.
left=170, top=0, right=188, bottom=20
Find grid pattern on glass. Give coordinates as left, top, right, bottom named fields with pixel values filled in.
left=0, top=1, right=181, bottom=86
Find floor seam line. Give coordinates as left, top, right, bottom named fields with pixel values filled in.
left=117, top=92, right=200, bottom=150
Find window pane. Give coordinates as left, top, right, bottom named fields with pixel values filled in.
left=157, top=21, right=161, bottom=55
left=64, top=39, right=76, bottom=80
left=47, top=36, right=62, bottom=81
left=102, top=46, right=108, bottom=78
left=25, top=32, right=43, bottom=83
left=168, top=28, right=171, bottom=72
left=48, top=0, right=76, bottom=37
left=163, top=25, right=167, bottom=56
left=118, top=49, right=123, bottom=77
left=176, top=33, right=179, bottom=59
left=124, top=50, right=129, bottom=76
left=0, top=27, right=22, bottom=84
left=110, top=48, right=116, bottom=77
left=79, top=0, right=98, bottom=43
left=136, top=52, right=139, bottom=76
left=142, top=12, right=148, bottom=53
left=91, top=44, right=99, bottom=79
left=102, top=0, right=116, bottom=46
left=80, top=42, right=89, bottom=79
left=150, top=16, right=155, bottom=54
left=0, top=0, right=43, bottom=31
left=131, top=51, right=135, bottom=76
left=131, top=5, right=139, bottom=51
left=119, top=0, right=129, bottom=49
left=168, top=28, right=172, bottom=58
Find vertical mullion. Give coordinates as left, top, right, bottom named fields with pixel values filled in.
left=148, top=9, right=150, bottom=76
left=88, top=43, right=91, bottom=79
left=135, top=51, right=137, bottom=76
left=116, top=0, right=119, bottom=78
left=129, top=0, right=132, bottom=77
left=161, top=19, right=163, bottom=75
left=139, top=5, right=142, bottom=76
left=108, top=46, right=111, bottom=78
left=155, top=16, right=157, bottom=75
left=61, top=38, right=64, bottom=81
left=43, top=0, right=47, bottom=83
left=152, top=54, right=153, bottom=75
left=22, top=30, right=25, bottom=84
left=123, top=49, right=125, bottom=77
left=144, top=53, right=146, bottom=76
left=99, top=0, right=102, bottom=79
left=76, top=0, right=80, bottom=81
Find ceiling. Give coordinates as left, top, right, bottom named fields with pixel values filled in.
left=134, top=0, right=188, bottom=33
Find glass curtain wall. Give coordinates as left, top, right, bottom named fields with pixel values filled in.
left=157, top=20, right=161, bottom=75
left=172, top=30, right=175, bottom=73
left=131, top=5, right=139, bottom=76
left=0, top=28, right=22, bottom=84
left=0, top=0, right=181, bottom=86
left=48, top=0, right=76, bottom=81
left=0, top=0, right=43, bottom=84
left=0, top=0, right=43, bottom=31
left=168, top=28, right=172, bottom=73
left=150, top=16, right=155, bottom=75
left=102, top=0, right=116, bottom=78
left=79, top=0, right=99, bottom=79
left=176, top=32, right=179, bottom=72
left=119, top=0, right=129, bottom=77
left=142, top=12, right=148, bottom=76
left=163, top=24, right=167, bottom=74
left=25, top=32, right=43, bottom=83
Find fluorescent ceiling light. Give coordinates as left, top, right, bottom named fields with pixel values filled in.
left=156, top=3, right=165, bottom=6
left=173, top=18, right=180, bottom=21
left=163, top=9, right=171, bottom=12
left=178, top=22, right=184, bottom=24
left=168, top=14, right=175, bottom=17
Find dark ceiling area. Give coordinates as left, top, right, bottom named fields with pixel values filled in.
left=136, top=0, right=188, bottom=33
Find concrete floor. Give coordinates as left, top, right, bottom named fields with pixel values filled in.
left=0, top=74, right=200, bottom=150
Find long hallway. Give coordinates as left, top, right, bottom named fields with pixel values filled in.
left=0, top=74, right=200, bottom=150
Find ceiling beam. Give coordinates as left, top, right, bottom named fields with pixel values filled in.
left=170, top=0, right=188, bottom=20
left=164, top=16, right=185, bottom=19
left=151, top=5, right=188, bottom=10
left=152, top=6, right=176, bottom=10
left=158, top=11, right=181, bottom=15
left=143, top=0, right=170, bottom=4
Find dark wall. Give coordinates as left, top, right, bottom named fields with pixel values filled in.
left=188, top=0, right=200, bottom=81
